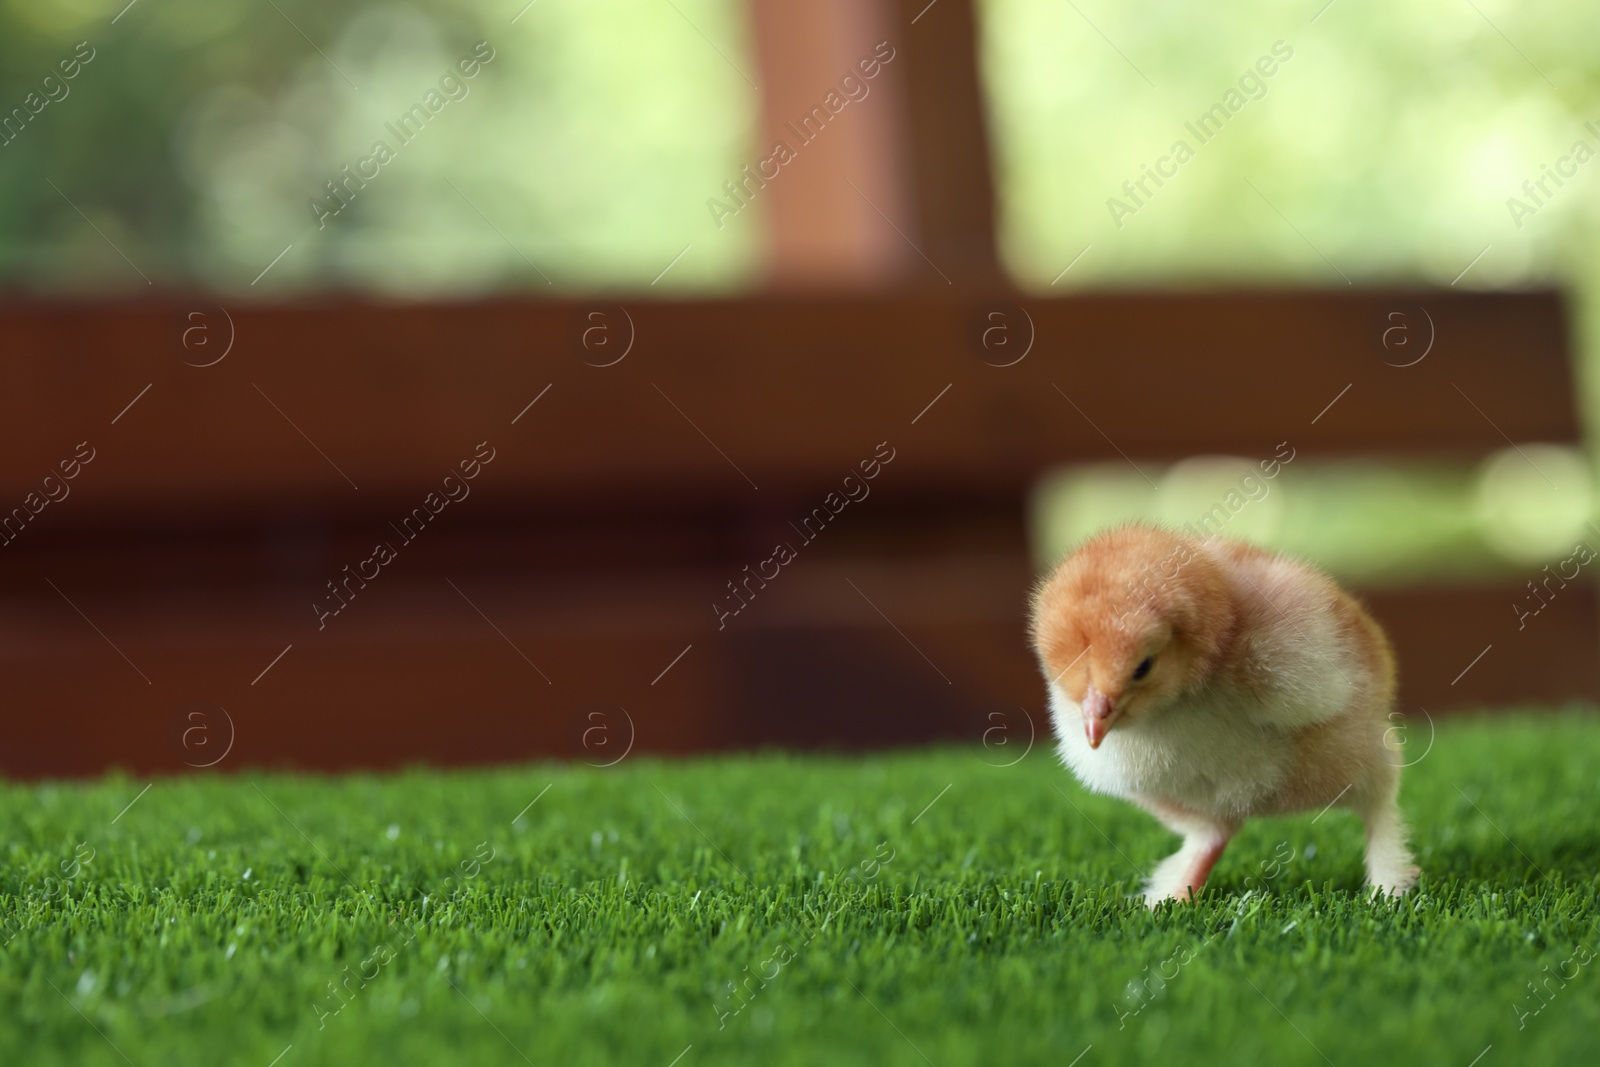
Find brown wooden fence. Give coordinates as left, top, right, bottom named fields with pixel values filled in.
left=0, top=0, right=1591, bottom=776
left=0, top=289, right=1588, bottom=777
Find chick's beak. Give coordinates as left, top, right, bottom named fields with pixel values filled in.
left=1082, top=686, right=1119, bottom=749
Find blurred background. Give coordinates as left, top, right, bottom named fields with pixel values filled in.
left=0, top=0, right=1594, bottom=776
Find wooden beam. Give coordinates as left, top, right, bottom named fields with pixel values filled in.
left=2, top=539, right=1592, bottom=778
left=0, top=290, right=1574, bottom=510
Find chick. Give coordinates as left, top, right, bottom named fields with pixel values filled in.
left=1029, top=524, right=1417, bottom=905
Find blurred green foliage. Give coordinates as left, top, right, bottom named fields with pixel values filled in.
left=7, top=0, right=1596, bottom=328
left=4, top=0, right=1597, bottom=448
left=981, top=0, right=1600, bottom=571
left=1031, top=448, right=1597, bottom=582
left=0, top=0, right=758, bottom=295
left=980, top=0, right=1600, bottom=419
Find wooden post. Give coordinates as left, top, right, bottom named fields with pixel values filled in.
left=744, top=0, right=1000, bottom=289
left=885, top=0, right=1002, bottom=286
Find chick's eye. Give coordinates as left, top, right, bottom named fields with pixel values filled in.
left=1132, top=656, right=1153, bottom=681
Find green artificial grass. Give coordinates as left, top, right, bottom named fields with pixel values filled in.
left=5, top=712, right=1600, bottom=1066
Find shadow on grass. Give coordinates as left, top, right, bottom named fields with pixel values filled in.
left=1184, top=829, right=1595, bottom=906
left=1425, top=830, right=1600, bottom=885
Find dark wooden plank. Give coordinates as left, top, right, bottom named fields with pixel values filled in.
left=1364, top=581, right=1600, bottom=714
left=4, top=542, right=1593, bottom=779
left=0, top=290, right=1574, bottom=510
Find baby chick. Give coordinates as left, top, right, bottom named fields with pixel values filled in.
left=1030, top=524, right=1417, bottom=905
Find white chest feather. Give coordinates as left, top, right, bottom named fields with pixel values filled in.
left=1048, top=686, right=1294, bottom=821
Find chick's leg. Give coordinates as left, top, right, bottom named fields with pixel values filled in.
left=1134, top=798, right=1236, bottom=906
left=1353, top=771, right=1418, bottom=896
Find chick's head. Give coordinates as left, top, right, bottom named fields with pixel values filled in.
left=1030, top=525, right=1235, bottom=748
